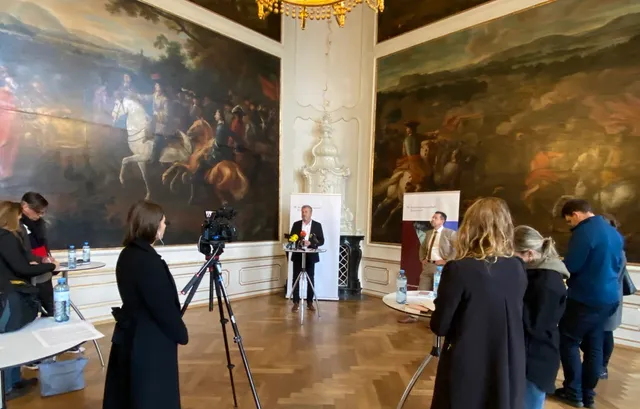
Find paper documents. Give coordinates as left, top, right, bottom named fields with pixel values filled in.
left=33, top=321, right=104, bottom=349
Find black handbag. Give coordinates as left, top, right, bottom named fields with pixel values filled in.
left=0, top=283, right=40, bottom=333
left=622, top=267, right=637, bottom=296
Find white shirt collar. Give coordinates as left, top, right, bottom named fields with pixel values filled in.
left=435, top=226, right=444, bottom=233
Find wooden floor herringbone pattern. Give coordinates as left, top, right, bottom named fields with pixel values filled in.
left=9, top=295, right=640, bottom=408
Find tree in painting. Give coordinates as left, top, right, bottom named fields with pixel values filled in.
left=377, top=0, right=493, bottom=42
left=0, top=0, right=280, bottom=248
left=372, top=0, right=640, bottom=261
left=187, top=0, right=281, bottom=41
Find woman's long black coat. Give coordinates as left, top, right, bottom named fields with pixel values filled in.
left=103, top=239, right=188, bottom=409
left=430, top=257, right=528, bottom=409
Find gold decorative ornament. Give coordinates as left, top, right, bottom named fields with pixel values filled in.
left=256, top=0, right=384, bottom=29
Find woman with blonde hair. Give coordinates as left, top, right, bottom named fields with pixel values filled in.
left=0, top=201, right=57, bottom=400
left=514, top=225, right=568, bottom=409
left=430, top=197, right=527, bottom=409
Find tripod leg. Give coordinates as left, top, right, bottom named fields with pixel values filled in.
left=181, top=273, right=206, bottom=317
left=214, top=268, right=262, bottom=409
left=304, top=273, right=321, bottom=319
left=213, top=273, right=239, bottom=408
left=288, top=269, right=304, bottom=301
left=397, top=354, right=434, bottom=409
left=70, top=300, right=105, bottom=368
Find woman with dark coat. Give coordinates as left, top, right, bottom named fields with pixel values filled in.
left=430, top=197, right=527, bottom=409
left=514, top=225, right=568, bottom=409
left=0, top=201, right=57, bottom=400
left=102, top=201, right=188, bottom=409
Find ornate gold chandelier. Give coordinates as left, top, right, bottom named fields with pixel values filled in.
left=256, top=0, right=384, bottom=29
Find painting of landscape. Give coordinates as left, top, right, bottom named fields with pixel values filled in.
left=188, top=0, right=281, bottom=41
left=0, top=0, right=281, bottom=249
left=377, top=0, right=494, bottom=42
left=372, top=0, right=640, bottom=261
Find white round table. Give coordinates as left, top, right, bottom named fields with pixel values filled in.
left=384, top=291, right=440, bottom=409
left=0, top=317, right=103, bottom=407
left=53, top=260, right=107, bottom=368
left=382, top=290, right=436, bottom=317
left=55, top=261, right=106, bottom=273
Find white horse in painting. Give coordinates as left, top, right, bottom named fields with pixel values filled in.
left=111, top=97, right=191, bottom=200
left=112, top=97, right=154, bottom=200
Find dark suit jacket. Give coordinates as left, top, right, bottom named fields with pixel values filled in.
left=103, top=239, right=188, bottom=409
left=289, top=220, right=325, bottom=264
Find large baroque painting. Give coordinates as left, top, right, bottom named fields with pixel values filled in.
left=372, top=0, right=640, bottom=261
left=0, top=0, right=281, bottom=249
left=377, top=0, right=494, bottom=43
left=187, top=0, right=281, bottom=41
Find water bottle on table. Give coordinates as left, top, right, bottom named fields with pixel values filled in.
left=433, top=265, right=443, bottom=297
left=82, top=242, right=91, bottom=263
left=54, top=278, right=70, bottom=322
left=68, top=245, right=77, bottom=269
left=396, top=269, right=407, bottom=304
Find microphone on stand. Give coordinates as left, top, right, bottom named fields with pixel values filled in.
left=299, top=231, right=307, bottom=249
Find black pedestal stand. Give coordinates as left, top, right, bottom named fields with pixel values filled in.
left=180, top=246, right=261, bottom=409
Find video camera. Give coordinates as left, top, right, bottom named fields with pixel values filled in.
left=199, top=206, right=238, bottom=256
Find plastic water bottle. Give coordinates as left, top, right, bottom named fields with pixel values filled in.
left=433, top=265, right=443, bottom=297
left=396, top=270, right=407, bottom=304
left=67, top=245, right=76, bottom=269
left=54, top=278, right=70, bottom=322
left=82, top=242, right=91, bottom=263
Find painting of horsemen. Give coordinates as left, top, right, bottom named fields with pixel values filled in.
left=0, top=0, right=280, bottom=248
left=372, top=0, right=640, bottom=262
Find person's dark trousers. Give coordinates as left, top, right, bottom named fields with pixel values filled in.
left=36, top=280, right=54, bottom=317
left=558, top=299, right=618, bottom=405
left=292, top=258, right=315, bottom=305
left=602, top=331, right=614, bottom=372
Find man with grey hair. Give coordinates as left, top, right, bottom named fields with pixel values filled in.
left=289, top=205, right=325, bottom=312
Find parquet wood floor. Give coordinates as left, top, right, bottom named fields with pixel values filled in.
left=8, top=294, right=640, bottom=408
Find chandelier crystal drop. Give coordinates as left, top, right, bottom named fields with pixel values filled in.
left=256, top=0, right=384, bottom=29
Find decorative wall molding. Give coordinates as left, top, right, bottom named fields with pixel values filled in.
left=51, top=244, right=286, bottom=323
left=293, top=7, right=368, bottom=111
left=141, top=0, right=283, bottom=57
left=300, top=111, right=355, bottom=234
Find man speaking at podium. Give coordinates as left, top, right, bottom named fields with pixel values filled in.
left=289, top=205, right=325, bottom=312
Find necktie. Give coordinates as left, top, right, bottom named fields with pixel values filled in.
left=427, top=230, right=438, bottom=262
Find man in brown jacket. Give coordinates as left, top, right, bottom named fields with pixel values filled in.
left=399, top=211, right=456, bottom=323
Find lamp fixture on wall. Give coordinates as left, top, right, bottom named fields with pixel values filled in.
left=257, top=0, right=384, bottom=29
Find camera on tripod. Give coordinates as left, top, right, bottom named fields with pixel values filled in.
left=182, top=205, right=262, bottom=408
left=199, top=206, right=238, bottom=256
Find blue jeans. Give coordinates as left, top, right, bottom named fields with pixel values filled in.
left=2, top=366, right=22, bottom=394
left=524, top=380, right=546, bottom=409
left=559, top=299, right=618, bottom=403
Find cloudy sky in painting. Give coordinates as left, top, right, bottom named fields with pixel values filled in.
left=378, top=0, right=640, bottom=91
left=0, top=0, right=189, bottom=58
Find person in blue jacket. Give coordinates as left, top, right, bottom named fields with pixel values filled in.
left=554, top=199, right=622, bottom=408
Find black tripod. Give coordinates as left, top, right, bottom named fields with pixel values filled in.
left=180, top=244, right=262, bottom=408
left=396, top=334, right=441, bottom=409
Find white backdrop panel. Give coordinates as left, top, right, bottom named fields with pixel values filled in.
left=287, top=193, right=341, bottom=301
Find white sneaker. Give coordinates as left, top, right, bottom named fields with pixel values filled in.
left=67, top=346, right=86, bottom=354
